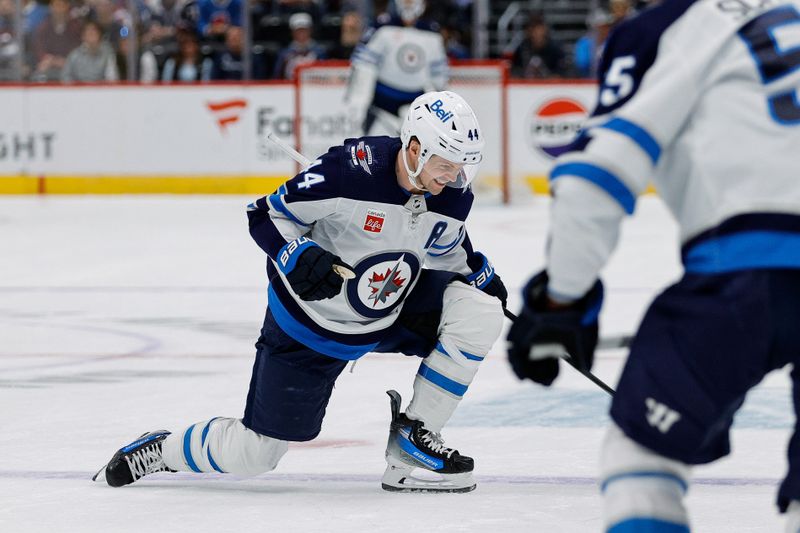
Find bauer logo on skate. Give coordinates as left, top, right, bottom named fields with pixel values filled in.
left=346, top=251, right=420, bottom=319
left=526, top=98, right=587, bottom=158
left=363, top=209, right=385, bottom=233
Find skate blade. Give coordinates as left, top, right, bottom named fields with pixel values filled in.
left=92, top=465, right=107, bottom=483
left=381, top=464, right=476, bottom=493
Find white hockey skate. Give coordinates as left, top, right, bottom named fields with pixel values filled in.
left=93, top=430, right=174, bottom=487
left=382, top=390, right=476, bottom=493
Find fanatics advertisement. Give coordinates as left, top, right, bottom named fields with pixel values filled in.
left=0, top=81, right=597, bottom=196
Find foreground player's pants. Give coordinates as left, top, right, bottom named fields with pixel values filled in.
left=602, top=269, right=800, bottom=531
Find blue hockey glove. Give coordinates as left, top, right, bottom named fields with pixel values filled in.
left=506, top=270, right=603, bottom=386
left=278, top=238, right=354, bottom=301
left=467, top=252, right=508, bottom=307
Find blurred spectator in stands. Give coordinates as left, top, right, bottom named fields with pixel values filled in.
left=0, top=0, right=22, bottom=80
left=62, top=19, right=119, bottom=82
left=511, top=14, right=565, bottom=79
left=141, top=0, right=184, bottom=47
left=273, top=11, right=325, bottom=79
left=161, top=27, right=211, bottom=81
left=211, top=24, right=267, bottom=79
left=274, top=0, right=323, bottom=19
left=31, top=0, right=83, bottom=81
left=117, top=27, right=159, bottom=81
left=441, top=21, right=469, bottom=60
left=573, top=8, right=612, bottom=79
left=88, top=0, right=126, bottom=49
left=610, top=0, right=634, bottom=25
left=372, top=0, right=389, bottom=25
left=197, top=0, right=241, bottom=38
left=327, top=10, right=361, bottom=60
left=24, top=0, right=50, bottom=36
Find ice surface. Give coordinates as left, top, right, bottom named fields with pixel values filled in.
left=0, top=196, right=791, bottom=532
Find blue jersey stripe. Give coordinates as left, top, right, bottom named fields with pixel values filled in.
left=417, top=362, right=468, bottom=396
left=550, top=162, right=636, bottom=215
left=607, top=518, right=689, bottom=533
left=268, top=194, right=310, bottom=226
left=601, top=471, right=688, bottom=493
left=684, top=231, right=800, bottom=273
left=268, top=286, right=379, bottom=360
left=182, top=425, right=202, bottom=473
left=354, top=44, right=382, bottom=60
left=599, top=117, right=661, bottom=164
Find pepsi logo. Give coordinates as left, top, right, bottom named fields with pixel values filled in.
left=526, top=98, right=588, bottom=158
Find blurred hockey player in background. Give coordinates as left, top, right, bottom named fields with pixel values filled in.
left=95, top=91, right=506, bottom=493
left=345, top=0, right=448, bottom=136
left=506, top=0, right=800, bottom=531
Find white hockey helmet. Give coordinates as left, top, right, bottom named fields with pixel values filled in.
left=396, top=0, right=425, bottom=23
left=400, top=90, right=485, bottom=190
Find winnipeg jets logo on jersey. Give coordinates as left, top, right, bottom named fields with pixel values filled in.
left=346, top=251, right=421, bottom=319
left=349, top=141, right=374, bottom=175
left=367, top=255, right=407, bottom=306
left=396, top=42, right=426, bottom=73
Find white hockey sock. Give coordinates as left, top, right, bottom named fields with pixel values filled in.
left=601, top=424, right=691, bottom=532
left=406, top=282, right=503, bottom=432
left=162, top=417, right=288, bottom=476
left=406, top=346, right=479, bottom=432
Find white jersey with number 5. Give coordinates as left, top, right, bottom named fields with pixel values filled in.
left=546, top=0, right=800, bottom=299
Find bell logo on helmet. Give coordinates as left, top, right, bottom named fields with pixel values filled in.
left=429, top=99, right=454, bottom=123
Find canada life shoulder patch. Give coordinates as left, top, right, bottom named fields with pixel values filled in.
left=349, top=140, right=374, bottom=175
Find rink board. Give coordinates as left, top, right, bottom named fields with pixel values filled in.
left=0, top=81, right=598, bottom=196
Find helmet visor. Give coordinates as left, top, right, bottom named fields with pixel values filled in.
left=447, top=163, right=480, bottom=189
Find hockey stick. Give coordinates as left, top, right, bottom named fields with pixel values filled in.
left=265, top=131, right=355, bottom=281
left=266, top=131, right=312, bottom=167
left=503, top=308, right=617, bottom=396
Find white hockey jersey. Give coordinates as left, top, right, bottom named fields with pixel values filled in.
left=546, top=0, right=800, bottom=299
left=347, top=17, right=448, bottom=118
left=247, top=136, right=493, bottom=360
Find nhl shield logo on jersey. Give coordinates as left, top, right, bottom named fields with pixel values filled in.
left=349, top=140, right=374, bottom=175
left=526, top=98, right=588, bottom=158
left=346, top=251, right=421, bottom=319
left=363, top=208, right=385, bottom=233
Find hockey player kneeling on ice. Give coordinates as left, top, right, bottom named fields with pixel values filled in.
left=507, top=0, right=800, bottom=531
left=94, top=91, right=505, bottom=493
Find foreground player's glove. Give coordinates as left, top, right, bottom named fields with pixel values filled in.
left=467, top=252, right=508, bottom=307
left=278, top=237, right=354, bottom=301
left=506, top=271, right=603, bottom=386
